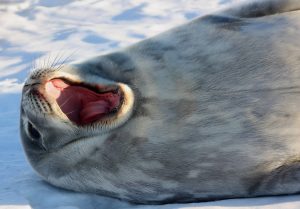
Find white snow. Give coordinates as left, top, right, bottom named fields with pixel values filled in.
left=1, top=0, right=300, bottom=208
left=0, top=79, right=23, bottom=93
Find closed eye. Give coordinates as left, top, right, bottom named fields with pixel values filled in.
left=28, top=121, right=41, bottom=141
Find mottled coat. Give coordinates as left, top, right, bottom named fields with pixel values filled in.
left=20, top=0, right=300, bottom=204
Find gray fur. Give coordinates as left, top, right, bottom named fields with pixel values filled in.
left=20, top=0, right=300, bottom=204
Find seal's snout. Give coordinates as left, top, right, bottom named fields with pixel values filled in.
left=21, top=64, right=135, bottom=135
left=23, top=82, right=39, bottom=93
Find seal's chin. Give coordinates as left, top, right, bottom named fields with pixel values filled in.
left=45, top=78, right=123, bottom=125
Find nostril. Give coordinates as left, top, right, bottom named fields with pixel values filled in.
left=23, top=80, right=41, bottom=89
left=28, top=122, right=41, bottom=141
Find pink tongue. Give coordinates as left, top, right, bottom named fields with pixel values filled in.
left=80, top=100, right=110, bottom=124
left=45, top=79, right=119, bottom=125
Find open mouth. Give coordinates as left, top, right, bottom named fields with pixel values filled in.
left=45, top=78, right=123, bottom=125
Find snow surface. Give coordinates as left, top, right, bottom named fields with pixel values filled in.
left=1, top=0, right=300, bottom=208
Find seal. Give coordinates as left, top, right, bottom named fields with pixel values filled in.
left=20, top=0, right=300, bottom=204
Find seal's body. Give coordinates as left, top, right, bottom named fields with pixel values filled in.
left=20, top=0, right=300, bottom=204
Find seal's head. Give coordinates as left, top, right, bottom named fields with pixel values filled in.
left=20, top=62, right=135, bottom=175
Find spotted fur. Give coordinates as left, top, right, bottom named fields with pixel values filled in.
left=20, top=0, right=300, bottom=204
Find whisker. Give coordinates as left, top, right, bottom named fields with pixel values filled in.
left=30, top=58, right=35, bottom=75
left=30, top=54, right=38, bottom=73
left=33, top=55, right=38, bottom=70
left=41, top=54, right=46, bottom=69
left=29, top=54, right=40, bottom=77
left=51, top=50, right=63, bottom=68
left=59, top=95, right=73, bottom=109
left=56, top=50, right=77, bottom=71
left=53, top=50, right=66, bottom=68
left=36, top=55, right=42, bottom=70
left=37, top=56, right=41, bottom=70
left=46, top=52, right=52, bottom=69
left=64, top=110, right=77, bottom=116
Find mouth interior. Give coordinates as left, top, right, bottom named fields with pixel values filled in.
left=45, top=78, right=121, bottom=125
